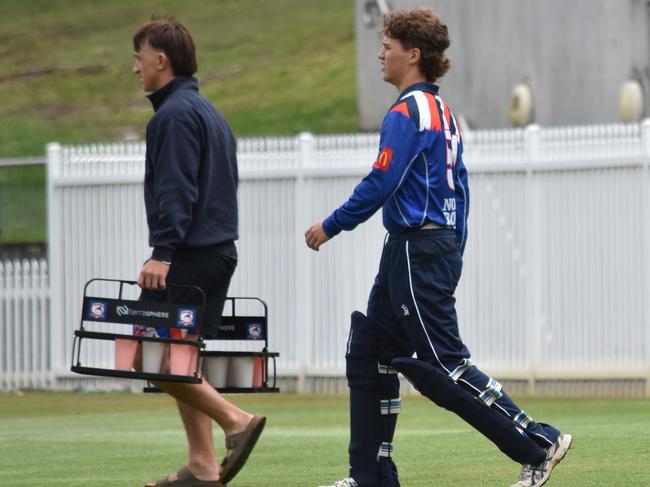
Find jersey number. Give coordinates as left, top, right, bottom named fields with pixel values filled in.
left=446, top=134, right=459, bottom=190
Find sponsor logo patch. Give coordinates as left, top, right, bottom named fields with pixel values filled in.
left=88, top=300, right=108, bottom=321
left=373, top=147, right=394, bottom=172
left=177, top=308, right=197, bottom=328
left=247, top=323, right=263, bottom=340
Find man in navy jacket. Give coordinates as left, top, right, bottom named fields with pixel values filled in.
left=133, top=18, right=265, bottom=487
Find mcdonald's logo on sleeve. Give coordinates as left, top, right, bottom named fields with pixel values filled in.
left=373, top=147, right=394, bottom=172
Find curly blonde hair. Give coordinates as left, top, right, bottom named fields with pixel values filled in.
left=382, top=8, right=451, bottom=82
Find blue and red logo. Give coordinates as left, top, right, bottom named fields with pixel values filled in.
left=88, top=300, right=108, bottom=321
left=247, top=323, right=263, bottom=340
left=176, top=308, right=197, bottom=329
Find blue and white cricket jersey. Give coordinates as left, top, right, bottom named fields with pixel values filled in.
left=322, top=82, right=470, bottom=253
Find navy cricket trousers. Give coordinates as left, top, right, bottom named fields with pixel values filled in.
left=367, top=228, right=558, bottom=450
left=368, top=228, right=469, bottom=368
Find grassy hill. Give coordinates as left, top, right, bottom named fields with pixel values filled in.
left=0, top=0, right=356, bottom=245
left=0, top=0, right=356, bottom=157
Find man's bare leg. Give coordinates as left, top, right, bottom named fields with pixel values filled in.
left=153, top=380, right=255, bottom=481
left=176, top=403, right=219, bottom=480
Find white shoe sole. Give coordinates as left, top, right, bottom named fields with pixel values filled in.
left=538, top=433, right=573, bottom=486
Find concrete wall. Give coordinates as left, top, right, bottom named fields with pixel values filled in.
left=356, top=0, right=650, bottom=129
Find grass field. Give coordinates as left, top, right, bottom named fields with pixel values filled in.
left=0, top=391, right=648, bottom=486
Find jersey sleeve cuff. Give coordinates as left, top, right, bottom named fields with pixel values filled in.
left=322, top=217, right=341, bottom=238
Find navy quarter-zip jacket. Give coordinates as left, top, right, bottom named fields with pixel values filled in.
left=145, top=77, right=238, bottom=262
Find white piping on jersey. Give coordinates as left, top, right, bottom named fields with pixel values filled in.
left=401, top=91, right=431, bottom=131
left=458, top=177, right=468, bottom=249
left=420, top=153, right=430, bottom=225
left=392, top=152, right=423, bottom=226
left=393, top=194, right=409, bottom=227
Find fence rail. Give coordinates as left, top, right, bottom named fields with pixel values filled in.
left=0, top=157, right=46, bottom=167
left=1, top=122, right=649, bottom=395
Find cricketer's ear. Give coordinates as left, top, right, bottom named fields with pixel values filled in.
left=409, top=47, right=421, bottom=66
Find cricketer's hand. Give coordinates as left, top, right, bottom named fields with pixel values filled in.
left=305, top=221, right=330, bottom=251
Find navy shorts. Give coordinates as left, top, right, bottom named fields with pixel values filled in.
left=139, top=242, right=237, bottom=339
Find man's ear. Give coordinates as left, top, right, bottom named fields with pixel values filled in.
left=156, top=51, right=169, bottom=71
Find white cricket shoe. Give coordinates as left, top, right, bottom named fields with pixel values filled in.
left=318, top=478, right=359, bottom=487
left=510, top=434, right=572, bottom=486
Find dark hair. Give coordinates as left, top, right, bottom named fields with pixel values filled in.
left=382, top=8, right=451, bottom=82
left=133, top=17, right=197, bottom=77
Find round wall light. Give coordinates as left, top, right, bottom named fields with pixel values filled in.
left=618, top=79, right=644, bottom=123
left=510, top=82, right=534, bottom=127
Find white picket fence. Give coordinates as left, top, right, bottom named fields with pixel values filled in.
left=1, top=122, right=649, bottom=395
left=0, top=259, right=50, bottom=389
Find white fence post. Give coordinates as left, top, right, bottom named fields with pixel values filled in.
left=641, top=119, right=650, bottom=397
left=295, top=132, right=315, bottom=392
left=0, top=260, right=14, bottom=389
left=35, top=258, right=50, bottom=387
left=524, top=124, right=542, bottom=394
left=46, top=142, right=65, bottom=378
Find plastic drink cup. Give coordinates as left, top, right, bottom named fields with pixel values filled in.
left=114, top=338, right=138, bottom=371
left=227, top=356, right=254, bottom=387
left=142, top=341, right=165, bottom=373
left=205, top=356, right=229, bottom=388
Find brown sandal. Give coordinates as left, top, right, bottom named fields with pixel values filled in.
left=144, top=466, right=223, bottom=487
left=219, top=415, right=267, bottom=484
